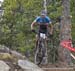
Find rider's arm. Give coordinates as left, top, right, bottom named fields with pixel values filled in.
left=31, top=16, right=40, bottom=30
left=31, top=20, right=36, bottom=30
left=46, top=16, right=53, bottom=34
left=49, top=23, right=53, bottom=35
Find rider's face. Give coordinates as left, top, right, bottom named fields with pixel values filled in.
left=41, top=15, right=46, bottom=18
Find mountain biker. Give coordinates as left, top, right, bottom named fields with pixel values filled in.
left=31, top=10, right=53, bottom=39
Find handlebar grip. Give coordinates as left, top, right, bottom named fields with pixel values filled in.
left=31, top=30, right=37, bottom=33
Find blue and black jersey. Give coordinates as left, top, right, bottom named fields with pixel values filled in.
left=34, top=16, right=52, bottom=34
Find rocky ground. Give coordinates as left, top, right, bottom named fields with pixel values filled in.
left=0, top=45, right=75, bottom=71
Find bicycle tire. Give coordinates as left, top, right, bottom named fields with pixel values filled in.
left=34, top=39, right=47, bottom=65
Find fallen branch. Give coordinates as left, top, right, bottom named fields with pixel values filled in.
left=70, top=53, right=75, bottom=60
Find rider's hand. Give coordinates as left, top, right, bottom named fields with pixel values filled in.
left=31, top=29, right=36, bottom=33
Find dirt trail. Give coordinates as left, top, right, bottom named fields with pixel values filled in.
left=40, top=64, right=75, bottom=71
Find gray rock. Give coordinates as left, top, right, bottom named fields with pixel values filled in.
left=18, top=60, right=43, bottom=71
left=0, top=45, right=10, bottom=53
left=0, top=45, right=26, bottom=59
left=0, top=60, right=10, bottom=71
left=10, top=50, right=26, bottom=59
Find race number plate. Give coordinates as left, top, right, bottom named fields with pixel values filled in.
left=40, top=33, right=46, bottom=39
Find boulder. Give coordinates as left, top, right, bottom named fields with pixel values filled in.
left=18, top=60, right=43, bottom=71
left=0, top=53, right=13, bottom=60
left=0, top=60, right=10, bottom=71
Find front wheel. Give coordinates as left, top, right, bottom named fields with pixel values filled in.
left=34, top=41, right=42, bottom=65
left=34, top=40, right=48, bottom=65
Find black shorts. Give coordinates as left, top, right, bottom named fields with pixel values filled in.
left=38, top=24, right=47, bottom=34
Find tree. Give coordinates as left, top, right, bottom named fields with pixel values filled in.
left=0, top=0, right=43, bottom=52
left=58, top=0, right=73, bottom=66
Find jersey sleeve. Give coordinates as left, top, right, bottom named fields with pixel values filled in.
left=33, top=16, right=40, bottom=23
left=46, top=16, right=52, bottom=24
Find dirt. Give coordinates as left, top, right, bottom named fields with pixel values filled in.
left=39, top=63, right=75, bottom=71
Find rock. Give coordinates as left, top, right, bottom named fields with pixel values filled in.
left=0, top=45, right=26, bottom=59
left=0, top=53, right=13, bottom=60
left=10, top=50, right=26, bottom=59
left=18, top=60, right=43, bottom=71
left=0, top=45, right=10, bottom=53
left=0, top=60, right=10, bottom=71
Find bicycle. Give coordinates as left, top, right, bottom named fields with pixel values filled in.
left=32, top=30, right=48, bottom=65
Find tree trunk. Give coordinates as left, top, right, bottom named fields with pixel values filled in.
left=58, top=0, right=73, bottom=66
left=44, top=0, right=47, bottom=14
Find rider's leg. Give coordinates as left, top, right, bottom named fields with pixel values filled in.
left=35, top=34, right=39, bottom=47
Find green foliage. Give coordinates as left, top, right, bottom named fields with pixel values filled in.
left=71, top=0, right=75, bottom=40
left=0, top=0, right=43, bottom=53
left=47, top=0, right=62, bottom=19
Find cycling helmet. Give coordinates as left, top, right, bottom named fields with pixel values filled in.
left=41, top=10, right=47, bottom=16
